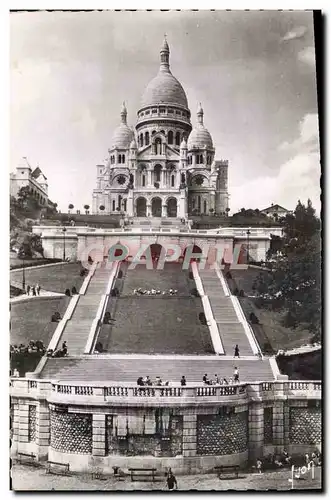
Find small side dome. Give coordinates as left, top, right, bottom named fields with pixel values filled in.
left=111, top=125, right=134, bottom=149
left=110, top=103, right=134, bottom=149
left=188, top=103, right=213, bottom=149
left=188, top=128, right=213, bottom=149
left=180, top=137, right=187, bottom=149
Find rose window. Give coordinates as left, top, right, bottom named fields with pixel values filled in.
left=117, top=175, right=126, bottom=185
left=195, top=175, right=204, bottom=186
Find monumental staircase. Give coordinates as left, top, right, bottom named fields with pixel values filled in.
left=199, top=270, right=257, bottom=356
left=54, top=266, right=111, bottom=355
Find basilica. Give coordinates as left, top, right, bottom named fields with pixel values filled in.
left=92, top=39, right=229, bottom=219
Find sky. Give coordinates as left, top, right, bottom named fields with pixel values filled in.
left=10, top=10, right=321, bottom=214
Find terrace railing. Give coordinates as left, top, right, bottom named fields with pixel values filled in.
left=10, top=378, right=321, bottom=405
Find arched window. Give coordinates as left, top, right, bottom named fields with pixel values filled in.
left=118, top=155, right=121, bottom=164
left=122, top=154, right=125, bottom=163
left=154, top=164, right=162, bottom=182
left=145, top=131, right=149, bottom=146
left=196, top=155, right=200, bottom=165
left=175, top=132, right=180, bottom=146
left=140, top=133, right=143, bottom=147
left=118, top=195, right=122, bottom=209
left=204, top=200, right=207, bottom=214
left=155, top=138, right=162, bottom=155
left=197, top=195, right=201, bottom=212
left=123, top=199, right=127, bottom=211
left=171, top=175, right=175, bottom=187
left=168, top=130, right=173, bottom=145
left=192, top=198, right=196, bottom=208
left=142, top=175, right=146, bottom=187
left=112, top=200, right=115, bottom=211
left=200, top=154, right=203, bottom=164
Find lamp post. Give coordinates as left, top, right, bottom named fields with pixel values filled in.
left=62, top=227, right=67, bottom=261
left=246, top=228, right=251, bottom=264
left=22, top=253, right=26, bottom=292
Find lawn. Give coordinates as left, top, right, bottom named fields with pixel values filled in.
left=228, top=268, right=312, bottom=353
left=10, top=262, right=85, bottom=293
left=98, top=296, right=213, bottom=354
left=97, top=262, right=213, bottom=354
left=10, top=296, right=70, bottom=347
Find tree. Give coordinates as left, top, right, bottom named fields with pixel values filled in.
left=84, top=204, right=90, bottom=214
left=68, top=203, right=74, bottom=213
left=254, top=200, right=321, bottom=341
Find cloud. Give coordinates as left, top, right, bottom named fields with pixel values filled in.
left=279, top=113, right=320, bottom=153
left=298, top=46, right=316, bottom=66
left=230, top=113, right=321, bottom=214
left=282, top=26, right=307, bottom=41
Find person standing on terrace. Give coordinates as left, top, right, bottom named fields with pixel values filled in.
left=234, top=344, right=240, bottom=358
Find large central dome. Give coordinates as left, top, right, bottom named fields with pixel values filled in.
left=140, top=39, right=189, bottom=109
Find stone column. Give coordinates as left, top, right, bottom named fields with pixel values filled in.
left=182, top=412, right=197, bottom=457
left=179, top=192, right=186, bottom=218
left=148, top=170, right=152, bottom=187
left=248, top=402, right=264, bottom=460
left=36, top=401, right=50, bottom=460
left=92, top=414, right=106, bottom=457
left=11, top=400, right=19, bottom=455
left=272, top=401, right=285, bottom=448
left=127, top=191, right=134, bottom=217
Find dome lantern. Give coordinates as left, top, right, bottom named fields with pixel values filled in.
left=120, top=102, right=127, bottom=124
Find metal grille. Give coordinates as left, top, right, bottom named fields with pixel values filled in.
left=197, top=412, right=248, bottom=455
left=28, top=406, right=36, bottom=442
left=50, top=411, right=92, bottom=454
left=289, top=407, right=321, bottom=445
left=264, top=407, right=273, bottom=444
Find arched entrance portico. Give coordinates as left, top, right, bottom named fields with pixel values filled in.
left=151, top=197, right=162, bottom=217
left=136, top=197, right=147, bottom=217
left=167, top=197, right=177, bottom=217
left=149, top=243, right=163, bottom=260
left=183, top=244, right=203, bottom=263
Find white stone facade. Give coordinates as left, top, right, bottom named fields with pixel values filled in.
left=10, top=157, right=50, bottom=207
left=93, top=39, right=229, bottom=218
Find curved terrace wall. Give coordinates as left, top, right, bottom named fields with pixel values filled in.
left=11, top=378, right=321, bottom=474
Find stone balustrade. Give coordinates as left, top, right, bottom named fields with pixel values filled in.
left=10, top=378, right=321, bottom=406
left=32, top=225, right=282, bottom=238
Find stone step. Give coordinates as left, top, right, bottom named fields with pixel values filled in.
left=41, top=357, right=274, bottom=382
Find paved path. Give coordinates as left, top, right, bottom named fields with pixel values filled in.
left=10, top=290, right=65, bottom=304
left=11, top=464, right=322, bottom=491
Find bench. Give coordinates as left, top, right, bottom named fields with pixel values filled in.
left=46, top=461, right=70, bottom=475
left=16, top=452, right=36, bottom=465
left=129, top=468, right=157, bottom=482
left=214, top=465, right=240, bottom=479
